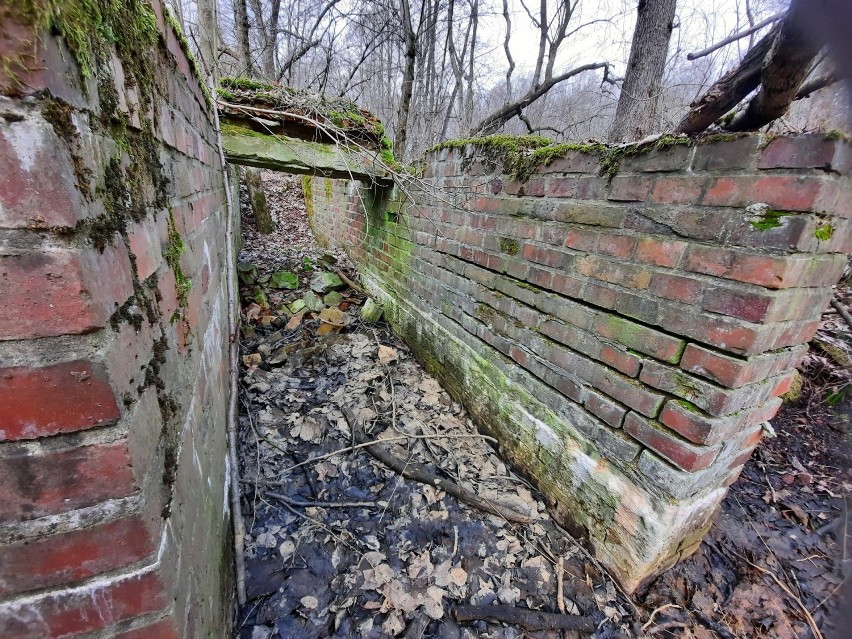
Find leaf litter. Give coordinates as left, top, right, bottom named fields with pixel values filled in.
left=234, top=170, right=849, bottom=639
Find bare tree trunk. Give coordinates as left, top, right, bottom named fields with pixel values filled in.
left=608, top=0, right=677, bottom=142
left=727, top=0, right=820, bottom=131
left=262, top=0, right=282, bottom=80
left=233, top=0, right=254, bottom=76
left=394, top=0, right=417, bottom=159
left=244, top=168, right=274, bottom=234
left=197, top=0, right=219, bottom=82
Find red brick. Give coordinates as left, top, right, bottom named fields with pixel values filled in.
left=0, top=360, right=120, bottom=441
left=608, top=175, right=651, bottom=201
left=597, top=234, right=637, bottom=258
left=0, top=514, right=156, bottom=596
left=0, top=242, right=135, bottom=340
left=584, top=390, right=627, bottom=427
left=0, top=441, right=137, bottom=523
left=702, top=175, right=823, bottom=211
left=540, top=151, right=599, bottom=173
left=0, top=570, right=168, bottom=638
left=651, top=176, right=704, bottom=205
left=595, top=373, right=665, bottom=418
left=758, top=135, right=839, bottom=170
left=0, top=115, right=85, bottom=229
left=680, top=343, right=805, bottom=388
left=114, top=618, right=181, bottom=639
left=649, top=272, right=704, bottom=304
left=545, top=177, right=575, bottom=197
left=701, top=287, right=772, bottom=322
left=564, top=228, right=600, bottom=252
left=634, top=237, right=687, bottom=268
left=659, top=400, right=731, bottom=445
left=599, top=344, right=641, bottom=376
left=593, top=314, right=685, bottom=363
left=625, top=412, right=719, bottom=472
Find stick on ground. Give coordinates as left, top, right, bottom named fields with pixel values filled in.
left=343, top=407, right=531, bottom=524
left=452, top=604, right=596, bottom=633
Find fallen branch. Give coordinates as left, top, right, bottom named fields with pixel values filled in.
left=687, top=12, right=785, bottom=60
left=344, top=408, right=531, bottom=524
left=831, top=298, right=852, bottom=331
left=278, top=431, right=498, bottom=475
left=337, top=269, right=366, bottom=295
left=266, top=492, right=375, bottom=509
left=401, top=610, right=431, bottom=639
left=451, top=604, right=595, bottom=633
left=795, top=72, right=839, bottom=100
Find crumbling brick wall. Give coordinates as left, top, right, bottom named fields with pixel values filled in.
left=0, top=1, right=234, bottom=636
left=307, top=133, right=850, bottom=591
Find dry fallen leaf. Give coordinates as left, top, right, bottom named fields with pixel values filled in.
left=378, top=344, right=399, bottom=364
left=285, top=312, right=304, bottom=330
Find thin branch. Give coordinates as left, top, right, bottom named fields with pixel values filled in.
left=687, top=11, right=785, bottom=60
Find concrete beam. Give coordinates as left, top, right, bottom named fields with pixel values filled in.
left=222, top=130, right=391, bottom=184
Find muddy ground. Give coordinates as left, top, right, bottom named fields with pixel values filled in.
left=232, top=170, right=850, bottom=639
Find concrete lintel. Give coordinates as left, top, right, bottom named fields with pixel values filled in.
left=222, top=132, right=392, bottom=184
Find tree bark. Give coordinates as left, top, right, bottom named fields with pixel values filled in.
left=244, top=168, right=274, bottom=234
left=727, top=0, right=820, bottom=131
left=197, top=0, right=218, bottom=82
left=608, top=0, right=677, bottom=142
left=394, top=0, right=417, bottom=159
left=233, top=0, right=254, bottom=76
left=675, top=23, right=780, bottom=134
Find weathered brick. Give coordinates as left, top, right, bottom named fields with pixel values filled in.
left=593, top=313, right=685, bottom=363
left=595, top=371, right=665, bottom=418
left=0, top=241, right=135, bottom=340
left=0, top=514, right=156, bottom=596
left=702, top=175, right=825, bottom=211
left=692, top=135, right=759, bottom=171
left=649, top=272, right=704, bottom=304
left=0, top=441, right=137, bottom=523
left=608, top=175, right=652, bottom=201
left=113, top=618, right=181, bottom=639
left=680, top=343, right=806, bottom=388
left=633, top=237, right=687, bottom=268
left=0, top=570, right=168, bottom=638
left=651, top=176, right=705, bottom=205
left=758, top=135, right=840, bottom=170
left=624, top=412, right=719, bottom=472
left=659, top=400, right=733, bottom=446
left=0, top=360, right=120, bottom=441
left=584, top=390, right=627, bottom=427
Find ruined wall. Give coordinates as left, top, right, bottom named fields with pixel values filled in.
left=0, top=2, right=234, bottom=636
left=308, top=133, right=850, bottom=591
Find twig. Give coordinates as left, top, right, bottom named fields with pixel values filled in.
left=451, top=604, right=595, bottom=632
left=557, top=556, right=566, bottom=613
left=268, top=494, right=364, bottom=555
left=337, top=269, right=366, bottom=295
left=729, top=549, right=824, bottom=639
left=344, top=409, right=531, bottom=523
left=687, top=12, right=785, bottom=60
left=266, top=492, right=375, bottom=509
left=831, top=298, right=852, bottom=331
left=642, top=604, right=680, bottom=631
left=277, top=432, right=497, bottom=474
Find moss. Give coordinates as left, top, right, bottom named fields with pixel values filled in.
left=750, top=209, right=793, bottom=231
left=302, top=175, right=314, bottom=225
left=41, top=96, right=92, bottom=192
left=163, top=8, right=211, bottom=108
left=215, top=87, right=236, bottom=102
left=220, top=76, right=276, bottom=92
left=164, top=208, right=191, bottom=311
left=824, top=129, right=847, bottom=141
left=814, top=223, right=835, bottom=241
left=696, top=132, right=742, bottom=145
left=499, top=237, right=519, bottom=255
left=220, top=120, right=273, bottom=139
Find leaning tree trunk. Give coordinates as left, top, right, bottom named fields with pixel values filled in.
left=727, top=0, right=820, bottom=131
left=394, top=0, right=417, bottom=159
left=244, top=168, right=274, bottom=234
left=608, top=0, right=677, bottom=142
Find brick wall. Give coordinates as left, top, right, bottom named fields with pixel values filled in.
left=0, top=2, right=234, bottom=637
left=307, top=133, right=850, bottom=591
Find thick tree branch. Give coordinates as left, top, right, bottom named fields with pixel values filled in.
left=687, top=12, right=785, bottom=61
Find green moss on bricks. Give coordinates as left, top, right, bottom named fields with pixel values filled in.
left=302, top=175, right=314, bottom=225
left=164, top=209, right=191, bottom=312
left=824, top=129, right=847, bottom=141
left=163, top=8, right=211, bottom=108
left=697, top=132, right=742, bottom=145
left=750, top=209, right=793, bottom=231
left=220, top=76, right=277, bottom=92
left=220, top=121, right=274, bottom=138
left=814, top=223, right=835, bottom=241
left=499, top=237, right=519, bottom=255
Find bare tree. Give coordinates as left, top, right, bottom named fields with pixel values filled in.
left=608, top=0, right=678, bottom=142
left=468, top=1, right=609, bottom=137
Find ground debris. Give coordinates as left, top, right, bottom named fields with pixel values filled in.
left=234, top=170, right=848, bottom=639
